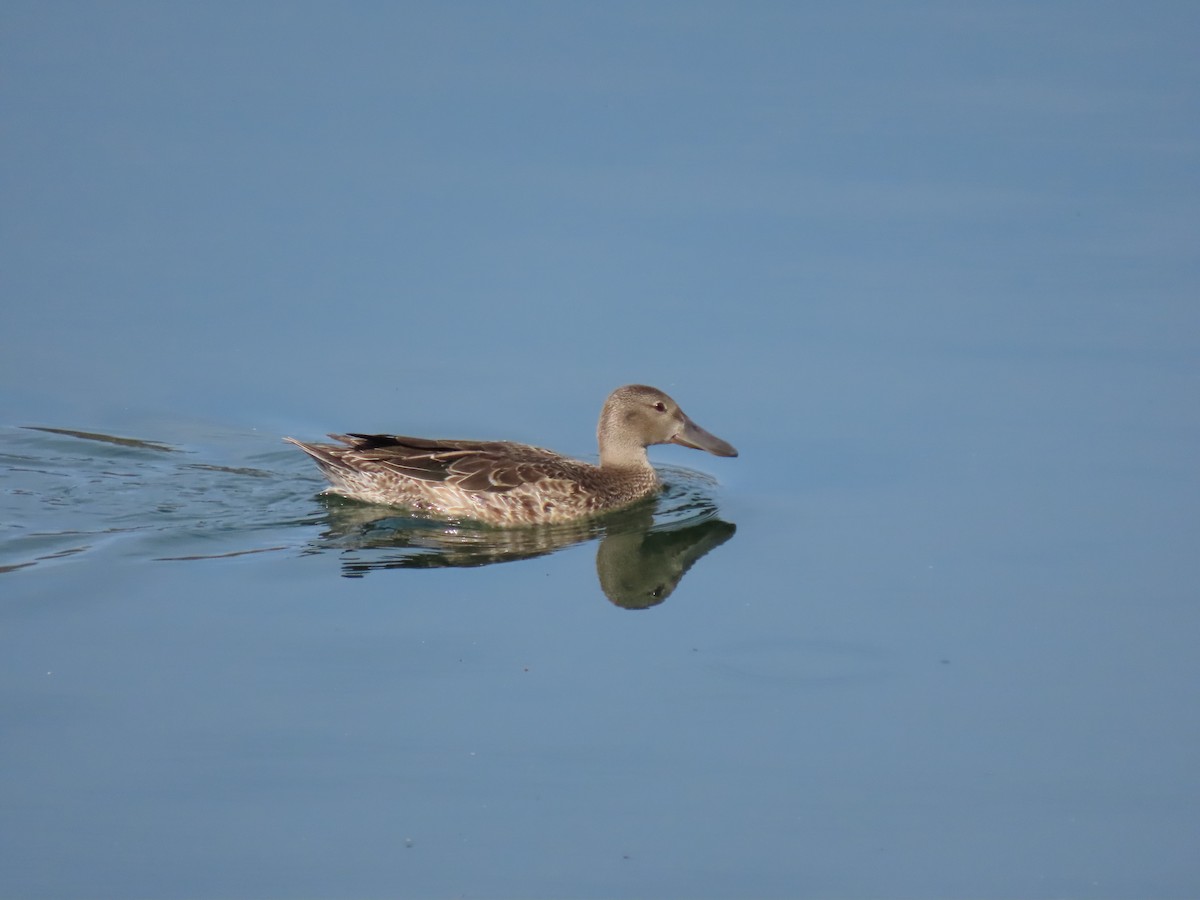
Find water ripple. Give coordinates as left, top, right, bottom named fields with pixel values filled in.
left=1, top=424, right=735, bottom=597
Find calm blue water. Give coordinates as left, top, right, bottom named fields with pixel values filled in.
left=3, top=4, right=1199, bottom=898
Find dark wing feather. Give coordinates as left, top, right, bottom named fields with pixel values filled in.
left=334, top=434, right=574, bottom=494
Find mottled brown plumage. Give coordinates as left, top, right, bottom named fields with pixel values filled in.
left=286, top=384, right=737, bottom=526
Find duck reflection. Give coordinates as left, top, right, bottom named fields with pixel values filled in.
left=311, top=489, right=736, bottom=609
left=593, top=515, right=736, bottom=609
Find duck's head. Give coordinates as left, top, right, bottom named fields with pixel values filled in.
left=597, top=384, right=738, bottom=468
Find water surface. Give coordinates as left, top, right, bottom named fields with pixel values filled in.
left=2, top=3, right=1198, bottom=898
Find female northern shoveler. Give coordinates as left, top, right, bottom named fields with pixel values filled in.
left=285, top=384, right=737, bottom=526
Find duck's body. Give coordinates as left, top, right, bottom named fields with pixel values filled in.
left=286, top=384, right=737, bottom=526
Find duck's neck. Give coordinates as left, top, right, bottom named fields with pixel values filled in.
left=598, top=442, right=651, bottom=470
left=597, top=399, right=654, bottom=469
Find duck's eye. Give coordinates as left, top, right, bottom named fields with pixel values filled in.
left=653, top=401, right=666, bottom=412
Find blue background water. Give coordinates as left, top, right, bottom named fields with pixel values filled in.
left=2, top=3, right=1198, bottom=897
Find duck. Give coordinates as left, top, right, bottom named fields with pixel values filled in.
left=285, top=384, right=737, bottom=526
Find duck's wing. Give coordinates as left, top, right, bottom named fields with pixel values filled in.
left=332, top=434, right=577, bottom=493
